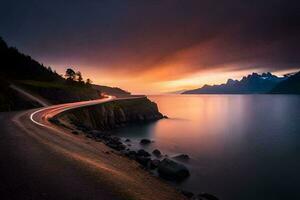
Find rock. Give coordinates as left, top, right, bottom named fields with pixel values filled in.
left=152, top=149, right=162, bottom=157
left=140, top=139, right=151, bottom=145
left=172, top=154, right=190, bottom=161
left=180, top=190, right=194, bottom=198
left=120, top=149, right=129, bottom=155
left=99, top=133, right=111, bottom=140
left=137, top=149, right=151, bottom=157
left=136, top=156, right=151, bottom=167
left=111, top=136, right=121, bottom=142
left=125, top=138, right=131, bottom=142
left=197, top=193, right=219, bottom=200
left=149, top=159, right=160, bottom=169
left=88, top=130, right=103, bottom=137
left=127, top=150, right=137, bottom=155
left=125, top=150, right=137, bottom=159
left=106, top=138, right=126, bottom=151
left=157, top=158, right=190, bottom=181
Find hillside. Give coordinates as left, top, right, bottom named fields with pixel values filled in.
left=0, top=38, right=62, bottom=82
left=92, top=84, right=131, bottom=97
left=270, top=71, right=300, bottom=94
left=0, top=79, right=41, bottom=111
left=0, top=37, right=100, bottom=110
left=183, top=72, right=286, bottom=94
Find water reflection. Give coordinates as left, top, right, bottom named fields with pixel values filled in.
left=115, top=95, right=300, bottom=200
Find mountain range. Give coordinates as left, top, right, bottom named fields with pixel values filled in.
left=183, top=72, right=300, bottom=94
left=270, top=71, right=300, bottom=94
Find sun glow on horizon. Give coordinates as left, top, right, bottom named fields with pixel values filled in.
left=52, top=62, right=299, bottom=95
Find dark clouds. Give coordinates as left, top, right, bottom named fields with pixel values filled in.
left=0, top=0, right=299, bottom=79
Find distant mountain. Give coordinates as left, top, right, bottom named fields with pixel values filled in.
left=165, top=89, right=188, bottom=94
left=183, top=72, right=287, bottom=94
left=270, top=71, right=300, bottom=94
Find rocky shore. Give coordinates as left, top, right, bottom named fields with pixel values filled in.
left=54, top=97, right=165, bottom=131
left=50, top=97, right=219, bottom=200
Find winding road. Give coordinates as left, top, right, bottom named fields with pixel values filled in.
left=0, top=91, right=184, bottom=200
left=0, top=95, right=125, bottom=200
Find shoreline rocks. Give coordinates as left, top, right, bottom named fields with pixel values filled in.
left=152, top=149, right=162, bottom=157
left=157, top=158, right=190, bottom=181
left=137, top=149, right=151, bottom=157
left=140, top=138, right=152, bottom=145
left=64, top=126, right=216, bottom=199
left=172, top=154, right=190, bottom=162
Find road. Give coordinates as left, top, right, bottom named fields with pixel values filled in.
left=0, top=95, right=184, bottom=200
left=0, top=96, right=122, bottom=200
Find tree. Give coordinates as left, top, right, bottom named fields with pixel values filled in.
left=76, top=71, right=83, bottom=83
left=86, top=78, right=92, bottom=85
left=65, top=68, right=76, bottom=81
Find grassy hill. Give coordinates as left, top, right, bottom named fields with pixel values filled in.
left=0, top=37, right=102, bottom=111
left=18, top=80, right=101, bottom=104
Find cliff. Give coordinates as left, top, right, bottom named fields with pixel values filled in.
left=55, top=97, right=164, bottom=131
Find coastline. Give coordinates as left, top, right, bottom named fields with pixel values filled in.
left=46, top=113, right=187, bottom=199
left=23, top=97, right=188, bottom=200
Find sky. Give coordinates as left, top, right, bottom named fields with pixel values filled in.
left=0, top=0, right=299, bottom=94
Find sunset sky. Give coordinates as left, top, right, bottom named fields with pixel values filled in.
left=1, top=0, right=299, bottom=93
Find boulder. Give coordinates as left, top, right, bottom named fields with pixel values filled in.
left=152, top=149, right=162, bottom=157
left=125, top=150, right=137, bottom=159
left=125, top=138, right=131, bottom=142
left=140, top=139, right=152, bottom=145
left=149, top=159, right=160, bottom=169
left=136, top=156, right=151, bottom=167
left=157, top=158, right=190, bottom=181
left=88, top=130, right=103, bottom=138
left=172, top=154, right=190, bottom=161
left=137, top=149, right=151, bottom=157
left=106, top=138, right=126, bottom=151
left=111, top=136, right=121, bottom=142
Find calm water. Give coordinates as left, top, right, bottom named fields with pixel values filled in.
left=115, top=95, right=300, bottom=200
